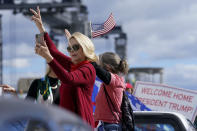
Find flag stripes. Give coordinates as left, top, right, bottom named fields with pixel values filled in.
left=91, top=13, right=116, bottom=38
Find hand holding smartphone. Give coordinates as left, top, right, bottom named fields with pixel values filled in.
left=35, top=33, right=44, bottom=45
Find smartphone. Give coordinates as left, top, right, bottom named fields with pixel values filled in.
left=35, top=33, right=44, bottom=45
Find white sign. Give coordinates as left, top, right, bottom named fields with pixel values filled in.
left=133, top=81, right=197, bottom=122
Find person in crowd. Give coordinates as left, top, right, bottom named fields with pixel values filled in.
left=30, top=6, right=97, bottom=127
left=26, top=65, right=60, bottom=105
left=18, top=89, right=25, bottom=99
left=126, top=82, right=134, bottom=94
left=91, top=52, right=129, bottom=131
left=1, top=66, right=60, bottom=105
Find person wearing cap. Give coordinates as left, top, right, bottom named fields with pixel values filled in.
left=126, top=83, right=134, bottom=94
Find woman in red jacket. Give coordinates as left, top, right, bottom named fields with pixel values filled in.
left=30, top=6, right=97, bottom=127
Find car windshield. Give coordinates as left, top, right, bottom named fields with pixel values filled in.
left=135, top=123, right=175, bottom=131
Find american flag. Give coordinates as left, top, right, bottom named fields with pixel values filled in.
left=126, top=91, right=151, bottom=111
left=91, top=13, right=116, bottom=38
left=92, top=77, right=102, bottom=112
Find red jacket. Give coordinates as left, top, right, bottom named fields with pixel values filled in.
left=44, top=33, right=96, bottom=127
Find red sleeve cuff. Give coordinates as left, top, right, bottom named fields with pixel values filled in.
left=48, top=58, right=56, bottom=67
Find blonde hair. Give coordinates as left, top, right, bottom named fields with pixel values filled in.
left=70, top=32, right=97, bottom=62
left=99, top=52, right=129, bottom=75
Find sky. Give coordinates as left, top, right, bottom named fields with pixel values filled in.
left=1, top=0, right=197, bottom=91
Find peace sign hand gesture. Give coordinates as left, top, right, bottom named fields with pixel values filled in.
left=30, top=6, right=45, bottom=33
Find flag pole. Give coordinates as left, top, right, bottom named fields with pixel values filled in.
left=89, top=21, right=93, bottom=39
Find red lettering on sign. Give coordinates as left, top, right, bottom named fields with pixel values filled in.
left=173, top=93, right=194, bottom=103
left=169, top=102, right=193, bottom=113
left=141, top=88, right=173, bottom=98
left=141, top=88, right=153, bottom=95
left=138, top=97, right=168, bottom=107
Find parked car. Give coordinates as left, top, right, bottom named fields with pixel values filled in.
left=0, top=97, right=196, bottom=131
left=134, top=111, right=197, bottom=131
left=0, top=97, right=92, bottom=131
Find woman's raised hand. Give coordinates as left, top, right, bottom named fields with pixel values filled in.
left=35, top=39, right=53, bottom=63
left=30, top=6, right=45, bottom=33
left=64, top=29, right=71, bottom=41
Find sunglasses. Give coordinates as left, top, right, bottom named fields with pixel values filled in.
left=67, top=44, right=80, bottom=52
